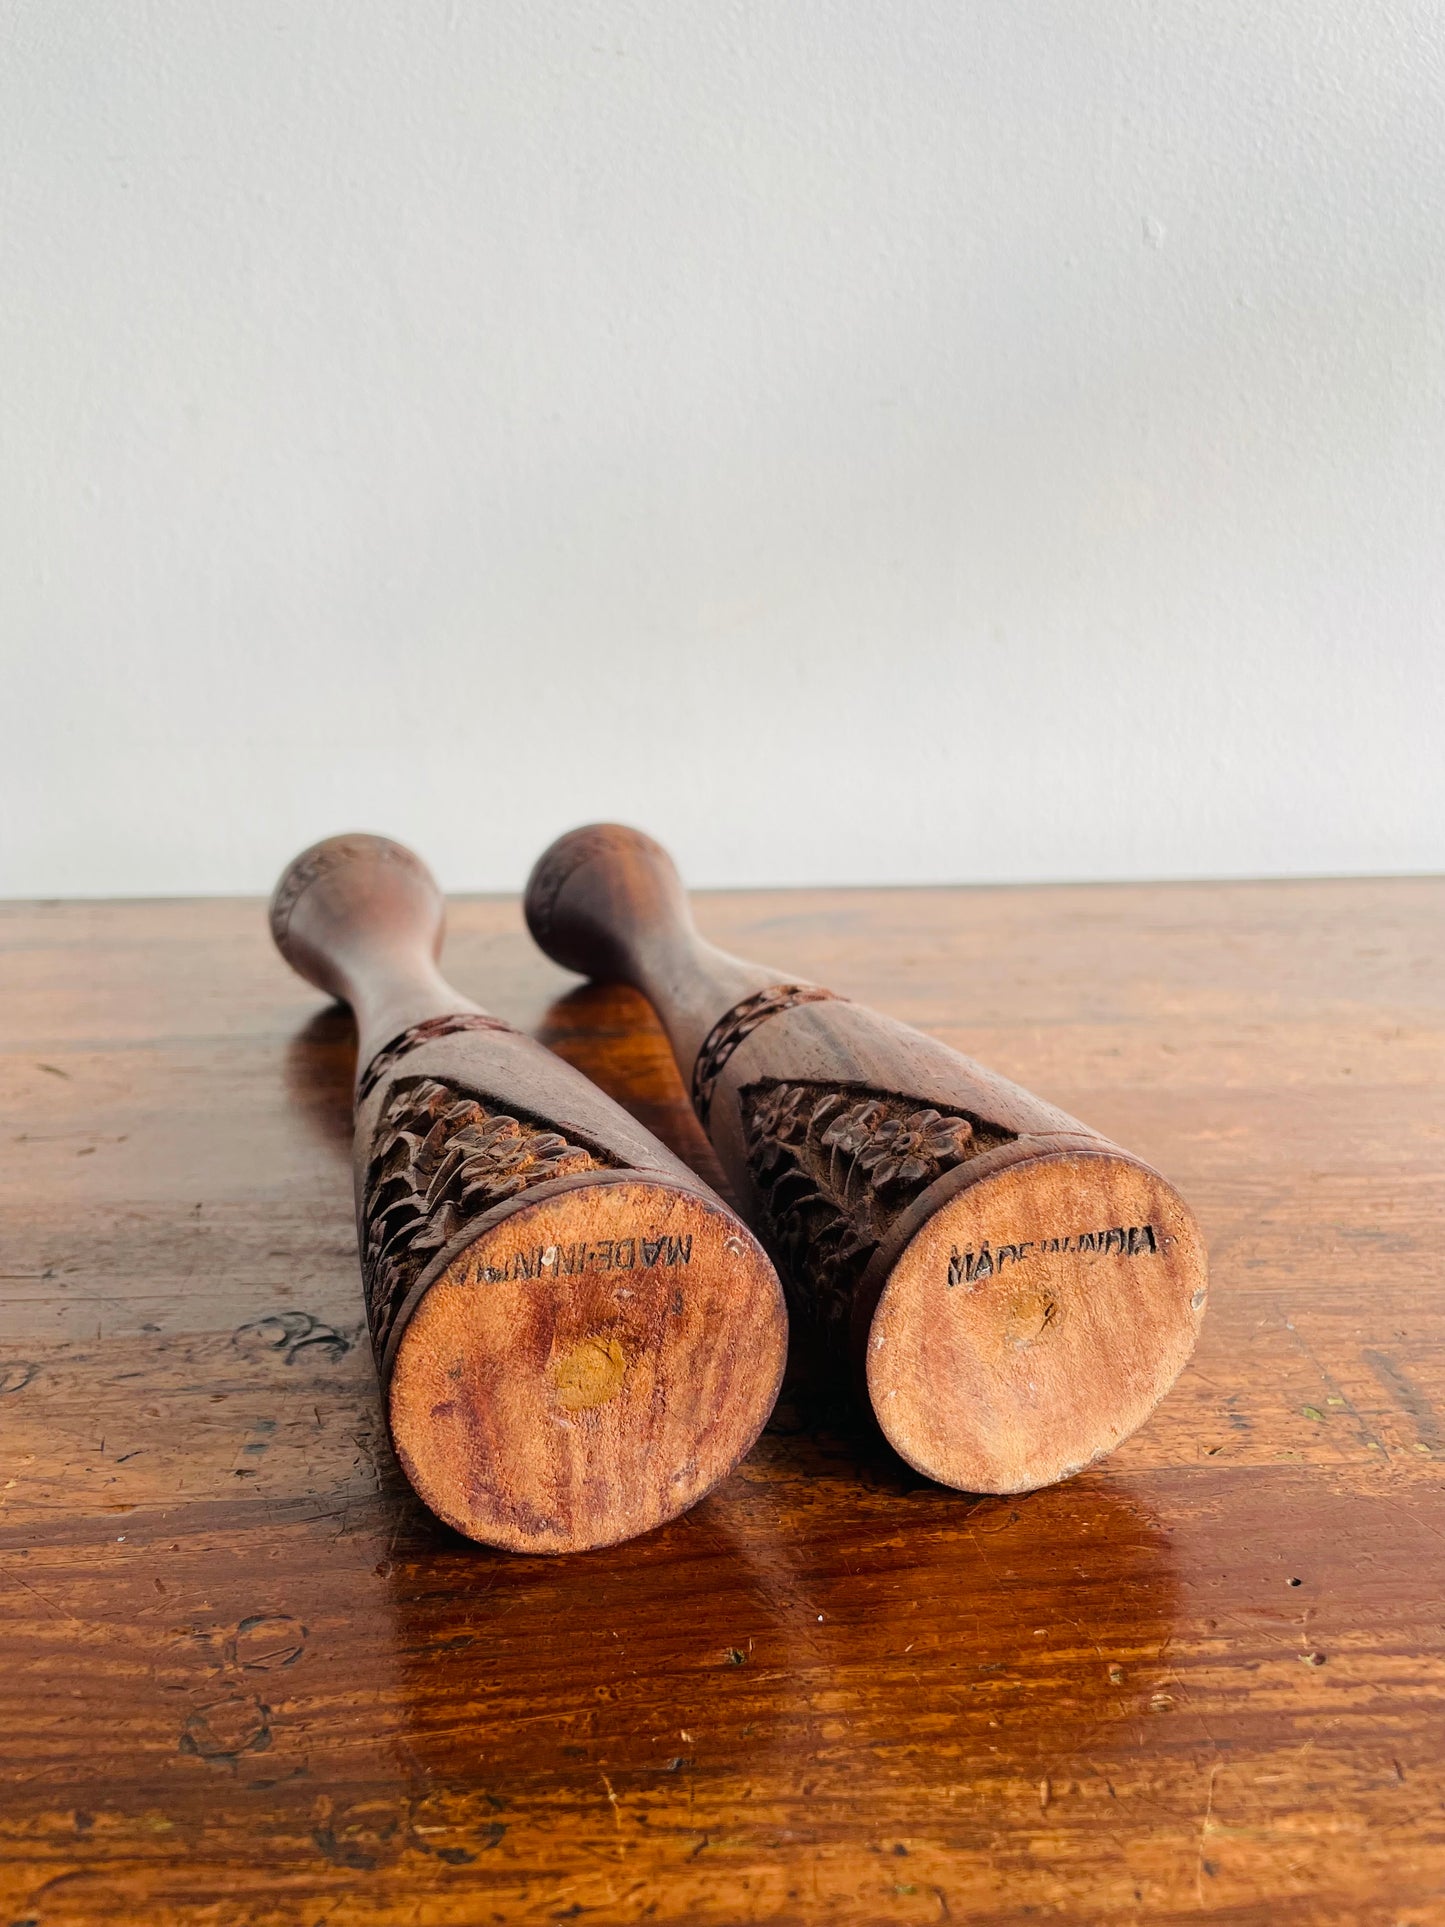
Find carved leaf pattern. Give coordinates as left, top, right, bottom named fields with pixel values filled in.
left=362, top=1076, right=608, bottom=1362
left=357, top=1014, right=515, bottom=1104
left=743, top=1081, right=1014, bottom=1353
left=691, top=986, right=843, bottom=1127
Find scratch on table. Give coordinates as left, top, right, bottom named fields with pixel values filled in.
left=0, top=1559, right=84, bottom=1628
left=966, top=1529, right=1002, bottom=1584
left=601, top=1771, right=622, bottom=1833
left=1196, top=1763, right=1219, bottom=1902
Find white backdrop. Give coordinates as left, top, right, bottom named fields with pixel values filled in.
left=3, top=1, right=1443, bottom=897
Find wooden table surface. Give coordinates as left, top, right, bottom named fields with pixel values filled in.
left=2, top=879, right=1443, bottom=1927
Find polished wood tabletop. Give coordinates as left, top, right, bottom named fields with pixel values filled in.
left=1, top=878, right=1442, bottom=1927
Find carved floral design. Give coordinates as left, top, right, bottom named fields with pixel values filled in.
left=817, top=1098, right=976, bottom=1190
left=362, top=1075, right=609, bottom=1362
left=743, top=1080, right=1013, bottom=1353
left=691, top=985, right=843, bottom=1127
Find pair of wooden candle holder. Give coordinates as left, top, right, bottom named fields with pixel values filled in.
left=272, top=828, right=1208, bottom=1555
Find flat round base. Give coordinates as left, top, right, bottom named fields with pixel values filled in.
left=387, top=1179, right=785, bottom=1553
left=866, top=1151, right=1206, bottom=1494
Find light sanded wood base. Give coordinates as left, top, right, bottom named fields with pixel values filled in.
left=387, top=1179, right=786, bottom=1552
left=866, top=1151, right=1207, bottom=1494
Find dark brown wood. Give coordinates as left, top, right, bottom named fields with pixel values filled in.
left=270, top=834, right=786, bottom=1553
left=526, top=827, right=1208, bottom=1496
left=2, top=876, right=1443, bottom=1924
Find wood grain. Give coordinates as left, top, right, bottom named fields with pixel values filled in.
left=1, top=878, right=1443, bottom=1924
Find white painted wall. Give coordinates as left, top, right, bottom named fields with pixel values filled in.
left=3, top=2, right=1442, bottom=897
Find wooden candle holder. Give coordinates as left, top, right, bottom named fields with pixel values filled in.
left=525, top=825, right=1208, bottom=1496
left=271, top=834, right=786, bottom=1553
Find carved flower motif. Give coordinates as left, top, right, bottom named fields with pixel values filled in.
left=824, top=1103, right=974, bottom=1190
left=818, top=1098, right=888, bottom=1159
left=362, top=1079, right=601, bottom=1355
left=741, top=1079, right=1000, bottom=1368
left=749, top=1085, right=813, bottom=1172
left=456, top=1122, right=591, bottom=1201
left=424, top=1114, right=592, bottom=1207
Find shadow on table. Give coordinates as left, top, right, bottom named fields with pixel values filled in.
left=283, top=982, right=715, bottom=1182
left=535, top=981, right=739, bottom=1207
left=283, top=1000, right=356, bottom=1159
